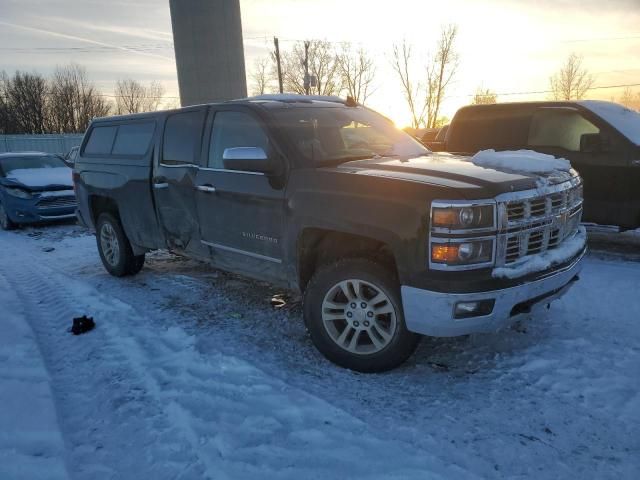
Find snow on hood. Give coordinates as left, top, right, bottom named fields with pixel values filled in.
left=468, top=149, right=571, bottom=174
left=6, top=167, right=73, bottom=188
left=580, top=100, right=640, bottom=146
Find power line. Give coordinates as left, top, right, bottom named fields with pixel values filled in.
left=2, top=82, right=638, bottom=103
left=453, top=82, right=640, bottom=99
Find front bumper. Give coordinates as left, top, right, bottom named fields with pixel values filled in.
left=2, top=193, right=77, bottom=224
left=401, top=248, right=585, bottom=337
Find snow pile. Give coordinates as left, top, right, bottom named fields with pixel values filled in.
left=0, top=275, right=69, bottom=480
left=581, top=100, right=640, bottom=146
left=493, top=226, right=586, bottom=279
left=469, top=149, right=571, bottom=174
left=6, top=167, right=73, bottom=188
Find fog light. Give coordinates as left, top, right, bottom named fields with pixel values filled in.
left=454, top=299, right=495, bottom=319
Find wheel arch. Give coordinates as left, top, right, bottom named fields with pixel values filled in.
left=296, top=227, right=399, bottom=293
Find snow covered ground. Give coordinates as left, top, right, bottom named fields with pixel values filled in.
left=0, top=223, right=638, bottom=479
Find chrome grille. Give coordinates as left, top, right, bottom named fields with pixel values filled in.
left=499, top=182, right=582, bottom=265
left=37, top=195, right=77, bottom=209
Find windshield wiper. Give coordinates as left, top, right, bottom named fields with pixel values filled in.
left=317, top=154, right=376, bottom=166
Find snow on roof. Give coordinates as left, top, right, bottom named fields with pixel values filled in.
left=6, top=167, right=73, bottom=188
left=468, top=149, right=571, bottom=174
left=580, top=100, right=640, bottom=146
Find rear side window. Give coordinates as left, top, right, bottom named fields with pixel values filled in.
left=528, top=109, right=599, bottom=152
left=84, top=126, right=117, bottom=155
left=112, top=122, right=156, bottom=156
left=163, top=111, right=204, bottom=164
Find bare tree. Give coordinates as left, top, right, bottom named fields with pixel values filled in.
left=281, top=40, right=341, bottom=96
left=391, top=40, right=425, bottom=129
left=250, top=57, right=274, bottom=96
left=619, top=87, right=640, bottom=111
left=1, top=71, right=49, bottom=134
left=114, top=79, right=165, bottom=114
left=48, top=64, right=111, bottom=133
left=426, top=25, right=459, bottom=128
left=549, top=53, right=594, bottom=101
left=337, top=44, right=376, bottom=104
left=472, top=87, right=498, bottom=105
left=0, top=71, right=11, bottom=134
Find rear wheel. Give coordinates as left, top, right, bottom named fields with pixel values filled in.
left=0, top=203, right=16, bottom=231
left=96, top=213, right=145, bottom=277
left=303, top=258, right=420, bottom=372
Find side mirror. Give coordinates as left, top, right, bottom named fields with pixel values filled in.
left=222, top=147, right=274, bottom=173
left=580, top=133, right=602, bottom=153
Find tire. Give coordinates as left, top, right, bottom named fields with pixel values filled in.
left=0, top=202, right=16, bottom=231
left=96, top=212, right=145, bottom=277
left=303, top=258, right=420, bottom=373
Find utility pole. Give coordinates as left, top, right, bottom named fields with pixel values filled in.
left=273, top=37, right=283, bottom=94
left=303, top=40, right=310, bottom=95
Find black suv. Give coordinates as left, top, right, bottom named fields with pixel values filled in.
left=74, top=95, right=586, bottom=372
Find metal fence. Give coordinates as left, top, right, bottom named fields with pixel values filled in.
left=0, top=134, right=84, bottom=155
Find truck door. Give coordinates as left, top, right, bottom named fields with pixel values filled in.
left=193, top=106, right=287, bottom=284
left=527, top=107, right=629, bottom=227
left=153, top=108, right=206, bottom=254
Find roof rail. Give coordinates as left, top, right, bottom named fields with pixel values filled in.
left=243, top=94, right=348, bottom=104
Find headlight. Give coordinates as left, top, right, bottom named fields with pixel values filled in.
left=431, top=239, right=494, bottom=266
left=4, top=187, right=33, bottom=199
left=431, top=204, right=495, bottom=230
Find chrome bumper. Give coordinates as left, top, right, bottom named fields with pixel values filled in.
left=401, top=249, right=585, bottom=337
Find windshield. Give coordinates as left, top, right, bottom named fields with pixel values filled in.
left=270, top=106, right=430, bottom=164
left=0, top=155, right=67, bottom=177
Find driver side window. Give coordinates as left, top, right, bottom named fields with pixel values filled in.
left=208, top=111, right=269, bottom=169
left=528, top=109, right=599, bottom=152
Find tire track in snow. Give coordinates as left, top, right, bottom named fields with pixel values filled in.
left=1, top=236, right=472, bottom=480
left=1, top=248, right=210, bottom=479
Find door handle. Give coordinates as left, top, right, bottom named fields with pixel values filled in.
left=153, top=182, right=169, bottom=189
left=196, top=185, right=217, bottom=193
left=632, top=159, right=640, bottom=167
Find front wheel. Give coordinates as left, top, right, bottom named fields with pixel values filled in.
left=96, top=213, right=145, bottom=277
left=0, top=202, right=16, bottom=230
left=303, top=258, right=420, bottom=372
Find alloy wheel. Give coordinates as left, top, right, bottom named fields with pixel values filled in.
left=321, top=278, right=398, bottom=355
left=100, top=222, right=120, bottom=267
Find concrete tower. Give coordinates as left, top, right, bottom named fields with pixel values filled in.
left=169, top=0, right=247, bottom=106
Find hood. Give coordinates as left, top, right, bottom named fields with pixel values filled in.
left=326, top=153, right=577, bottom=198
left=2, top=167, right=73, bottom=191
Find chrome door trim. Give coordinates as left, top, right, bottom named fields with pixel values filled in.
left=201, top=240, right=282, bottom=264
left=198, top=167, right=265, bottom=176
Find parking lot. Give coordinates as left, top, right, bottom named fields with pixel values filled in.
left=1, top=222, right=638, bottom=479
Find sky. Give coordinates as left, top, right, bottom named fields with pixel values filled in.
left=1, top=0, right=639, bottom=126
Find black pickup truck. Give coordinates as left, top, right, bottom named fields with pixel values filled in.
left=426, top=101, right=640, bottom=230
left=74, top=95, right=586, bottom=372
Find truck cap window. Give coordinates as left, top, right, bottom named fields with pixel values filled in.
left=163, top=111, right=204, bottom=164
left=84, top=126, right=117, bottom=155
left=112, top=122, right=156, bottom=156
left=271, top=106, right=429, bottom=165
left=208, top=111, right=269, bottom=169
